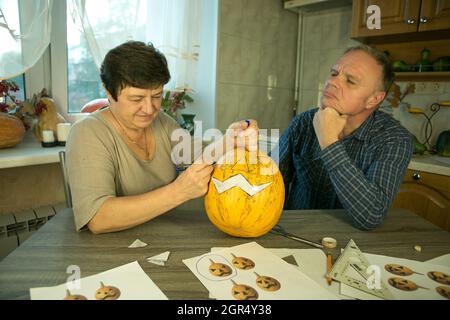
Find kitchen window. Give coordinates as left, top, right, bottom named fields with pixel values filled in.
left=50, top=0, right=202, bottom=122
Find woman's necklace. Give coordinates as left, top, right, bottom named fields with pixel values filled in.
left=110, top=110, right=150, bottom=159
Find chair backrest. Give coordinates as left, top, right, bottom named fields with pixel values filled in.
left=58, top=150, right=73, bottom=208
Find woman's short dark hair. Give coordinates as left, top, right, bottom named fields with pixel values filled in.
left=100, top=41, right=171, bottom=101
left=344, top=44, right=394, bottom=93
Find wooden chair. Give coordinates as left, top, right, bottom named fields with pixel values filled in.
left=58, top=151, right=72, bottom=208
left=393, top=182, right=450, bottom=231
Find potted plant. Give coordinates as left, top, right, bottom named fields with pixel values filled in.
left=161, top=88, right=194, bottom=130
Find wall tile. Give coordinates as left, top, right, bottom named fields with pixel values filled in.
left=321, top=10, right=350, bottom=50
left=237, top=85, right=263, bottom=121
left=240, top=39, right=262, bottom=85
left=279, top=10, right=298, bottom=48
left=318, top=48, right=345, bottom=84
left=219, top=0, right=243, bottom=36
left=217, top=34, right=241, bottom=84
left=300, top=49, right=320, bottom=90
left=241, top=0, right=263, bottom=42
left=303, top=14, right=322, bottom=52
left=216, top=83, right=240, bottom=130
left=273, top=88, right=295, bottom=132
left=260, top=42, right=279, bottom=87
left=299, top=89, right=319, bottom=114
left=277, top=44, right=297, bottom=89
left=217, top=0, right=298, bottom=130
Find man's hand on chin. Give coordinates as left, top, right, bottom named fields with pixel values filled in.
left=313, top=106, right=348, bottom=150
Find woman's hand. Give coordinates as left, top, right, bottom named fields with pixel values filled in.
left=172, top=160, right=214, bottom=201
left=226, top=119, right=259, bottom=152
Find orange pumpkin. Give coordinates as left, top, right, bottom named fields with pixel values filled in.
left=0, top=113, right=26, bottom=148
left=204, top=148, right=284, bottom=238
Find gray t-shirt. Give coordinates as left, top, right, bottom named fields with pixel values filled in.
left=66, top=110, right=182, bottom=231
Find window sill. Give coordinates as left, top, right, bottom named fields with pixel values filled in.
left=0, top=132, right=65, bottom=169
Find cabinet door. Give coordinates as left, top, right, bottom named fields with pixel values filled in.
left=419, top=0, right=450, bottom=31
left=393, top=183, right=450, bottom=231
left=352, top=0, right=421, bottom=37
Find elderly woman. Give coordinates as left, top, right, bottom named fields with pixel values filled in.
left=66, top=41, right=257, bottom=234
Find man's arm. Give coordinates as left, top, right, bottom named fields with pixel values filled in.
left=320, top=138, right=413, bottom=230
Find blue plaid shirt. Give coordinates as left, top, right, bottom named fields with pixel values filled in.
left=272, top=108, right=413, bottom=230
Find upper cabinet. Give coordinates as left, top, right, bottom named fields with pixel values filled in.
left=352, top=0, right=450, bottom=39
left=419, top=0, right=450, bottom=31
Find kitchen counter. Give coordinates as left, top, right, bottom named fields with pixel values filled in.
left=409, top=154, right=450, bottom=176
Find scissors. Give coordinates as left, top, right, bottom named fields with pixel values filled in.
left=270, top=224, right=324, bottom=249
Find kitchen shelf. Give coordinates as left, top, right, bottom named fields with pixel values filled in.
left=394, top=71, right=450, bottom=82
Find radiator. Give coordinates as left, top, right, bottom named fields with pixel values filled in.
left=0, top=203, right=66, bottom=260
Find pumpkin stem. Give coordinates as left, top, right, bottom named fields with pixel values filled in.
left=100, top=281, right=105, bottom=288
left=254, top=271, right=260, bottom=277
left=230, top=253, right=236, bottom=258
left=66, top=289, right=71, bottom=296
left=208, top=258, right=215, bottom=264
left=230, top=279, right=237, bottom=285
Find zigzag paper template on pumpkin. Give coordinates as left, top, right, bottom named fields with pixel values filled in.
left=211, top=175, right=272, bottom=196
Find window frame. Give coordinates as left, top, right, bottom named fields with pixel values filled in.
left=50, top=0, right=87, bottom=122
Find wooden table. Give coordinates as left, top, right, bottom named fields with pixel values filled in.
left=0, top=208, right=449, bottom=300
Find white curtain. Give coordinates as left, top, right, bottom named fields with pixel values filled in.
left=69, top=0, right=201, bottom=91
left=0, top=0, right=53, bottom=80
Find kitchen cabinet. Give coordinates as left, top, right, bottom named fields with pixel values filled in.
left=392, top=169, right=450, bottom=231
left=352, top=0, right=450, bottom=38
left=352, top=0, right=450, bottom=82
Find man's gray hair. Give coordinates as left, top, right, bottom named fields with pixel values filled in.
left=344, top=44, right=394, bottom=93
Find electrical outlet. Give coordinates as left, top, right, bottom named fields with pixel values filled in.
left=429, top=82, right=444, bottom=95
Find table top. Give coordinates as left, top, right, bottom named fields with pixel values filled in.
left=0, top=207, right=449, bottom=300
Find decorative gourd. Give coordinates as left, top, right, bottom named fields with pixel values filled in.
left=0, top=113, right=26, bottom=148
left=34, top=97, right=66, bottom=142
left=204, top=148, right=285, bottom=238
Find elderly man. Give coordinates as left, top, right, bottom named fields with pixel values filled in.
left=274, top=44, right=413, bottom=230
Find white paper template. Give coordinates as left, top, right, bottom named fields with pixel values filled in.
left=212, top=175, right=272, bottom=196
left=30, top=261, right=168, bottom=300
left=184, top=242, right=339, bottom=300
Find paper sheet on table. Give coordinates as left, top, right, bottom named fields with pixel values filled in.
left=426, top=253, right=450, bottom=267
left=341, top=253, right=450, bottom=300
left=211, top=247, right=350, bottom=300
left=147, top=251, right=170, bottom=266
left=184, top=242, right=339, bottom=300
left=128, top=239, right=148, bottom=248
left=30, top=261, right=167, bottom=300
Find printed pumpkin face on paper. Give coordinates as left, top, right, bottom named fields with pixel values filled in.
left=63, top=290, right=87, bottom=300
left=208, top=259, right=233, bottom=277
left=254, top=272, right=281, bottom=292
left=205, top=148, right=285, bottom=238
left=231, top=253, right=255, bottom=270
left=385, top=264, right=418, bottom=276
left=387, top=277, right=427, bottom=292
left=95, top=282, right=121, bottom=300
left=427, top=271, right=450, bottom=286
left=230, top=280, right=258, bottom=300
